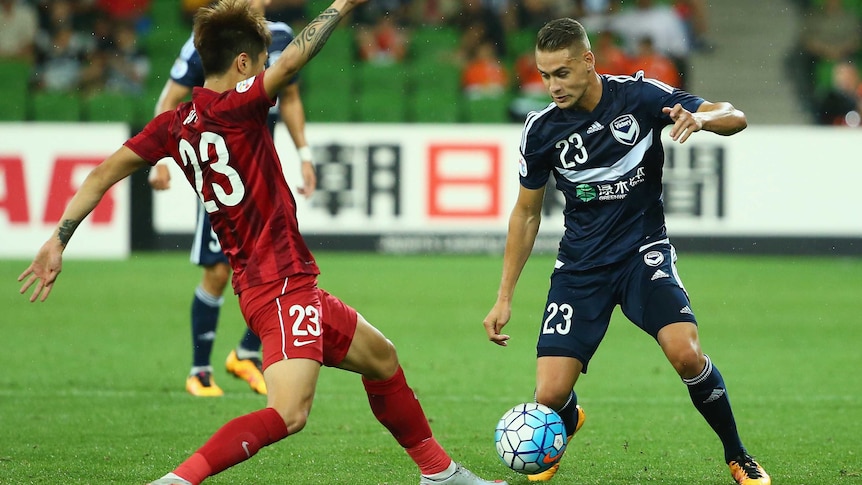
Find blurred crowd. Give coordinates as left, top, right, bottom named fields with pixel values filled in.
left=0, top=0, right=150, bottom=96
left=787, top=0, right=862, bottom=127
left=25, top=0, right=862, bottom=126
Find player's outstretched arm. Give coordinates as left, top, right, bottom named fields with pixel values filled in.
left=664, top=101, right=747, bottom=143
left=18, top=147, right=148, bottom=302
left=484, top=185, right=546, bottom=346
left=263, top=0, right=367, bottom=98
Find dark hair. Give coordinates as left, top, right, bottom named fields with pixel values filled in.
left=193, top=0, right=272, bottom=77
left=536, top=18, right=590, bottom=53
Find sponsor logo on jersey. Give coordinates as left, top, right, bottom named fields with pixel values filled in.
left=236, top=75, right=256, bottom=93
left=610, top=114, right=640, bottom=146
left=643, top=250, right=664, bottom=266
left=519, top=155, right=528, bottom=177
left=586, top=121, right=604, bottom=134
left=680, top=305, right=693, bottom=315
left=575, top=183, right=596, bottom=202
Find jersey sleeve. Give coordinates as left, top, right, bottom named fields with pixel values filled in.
left=124, top=112, right=173, bottom=165
left=168, top=35, right=205, bottom=88
left=518, top=114, right=553, bottom=190
left=216, top=71, right=277, bottom=126
left=636, top=72, right=704, bottom=124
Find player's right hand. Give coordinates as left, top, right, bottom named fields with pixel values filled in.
left=18, top=240, right=63, bottom=303
left=483, top=302, right=512, bottom=347
left=148, top=163, right=171, bottom=190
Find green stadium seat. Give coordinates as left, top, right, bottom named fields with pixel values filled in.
left=149, top=0, right=185, bottom=30
left=410, top=26, right=460, bottom=64
left=409, top=58, right=461, bottom=93
left=355, top=62, right=407, bottom=94
left=0, top=93, right=28, bottom=121
left=463, top=93, right=515, bottom=124
left=410, top=90, right=461, bottom=123
left=0, top=59, right=31, bottom=91
left=31, top=92, right=83, bottom=121
left=84, top=92, right=137, bottom=122
left=507, top=29, right=536, bottom=62
left=0, top=60, right=31, bottom=120
left=303, top=86, right=354, bottom=122
left=355, top=89, right=406, bottom=122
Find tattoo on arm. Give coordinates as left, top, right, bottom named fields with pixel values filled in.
left=292, top=8, right=342, bottom=62
left=57, top=219, right=80, bottom=247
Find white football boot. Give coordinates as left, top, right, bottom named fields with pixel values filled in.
left=420, top=462, right=508, bottom=485
left=147, top=473, right=193, bottom=485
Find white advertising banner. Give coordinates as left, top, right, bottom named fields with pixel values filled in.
left=0, top=123, right=130, bottom=259
left=146, top=124, right=862, bottom=247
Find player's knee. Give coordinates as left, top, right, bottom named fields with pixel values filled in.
left=368, top=338, right=399, bottom=380
left=273, top=407, right=310, bottom=434
left=535, top=387, right=571, bottom=410
left=668, top=347, right=703, bottom=378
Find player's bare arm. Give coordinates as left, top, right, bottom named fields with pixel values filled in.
left=279, top=82, right=317, bottom=198
left=263, top=0, right=367, bottom=98
left=664, top=101, right=747, bottom=143
left=19, top=147, right=148, bottom=302
left=148, top=80, right=193, bottom=190
left=484, top=185, right=546, bottom=346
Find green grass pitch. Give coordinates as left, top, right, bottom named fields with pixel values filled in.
left=1, top=251, right=860, bottom=484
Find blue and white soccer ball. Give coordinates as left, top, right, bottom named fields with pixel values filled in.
left=494, top=402, right=567, bottom=474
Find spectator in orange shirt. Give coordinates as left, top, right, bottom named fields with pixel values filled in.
left=461, top=39, right=508, bottom=99
left=629, top=36, right=681, bottom=87
left=593, top=30, right=631, bottom=76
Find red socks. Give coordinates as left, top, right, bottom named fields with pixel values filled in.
left=363, top=366, right=451, bottom=475
left=173, top=407, right=289, bottom=484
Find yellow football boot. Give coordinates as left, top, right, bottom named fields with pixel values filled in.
left=225, top=349, right=267, bottom=395
left=527, top=405, right=586, bottom=482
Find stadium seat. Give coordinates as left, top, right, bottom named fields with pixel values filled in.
left=0, top=60, right=32, bottom=121
left=303, top=84, right=354, bottom=122
left=84, top=92, right=137, bottom=122
left=31, top=92, right=83, bottom=122
left=507, top=29, right=537, bottom=63
left=409, top=26, right=460, bottom=64
left=463, top=94, right=515, bottom=124
left=409, top=57, right=460, bottom=92
left=355, top=89, right=406, bottom=122
left=410, top=90, right=461, bottom=123
left=355, top=62, right=407, bottom=94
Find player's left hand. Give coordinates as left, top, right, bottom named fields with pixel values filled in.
left=18, top=240, right=63, bottom=302
left=297, top=161, right=316, bottom=199
left=663, top=103, right=703, bottom=144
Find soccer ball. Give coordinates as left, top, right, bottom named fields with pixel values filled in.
left=494, top=402, right=567, bottom=474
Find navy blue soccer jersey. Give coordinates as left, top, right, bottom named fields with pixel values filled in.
left=519, top=71, right=704, bottom=270
left=168, top=20, right=298, bottom=114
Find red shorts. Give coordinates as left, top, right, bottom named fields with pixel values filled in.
left=238, top=274, right=357, bottom=370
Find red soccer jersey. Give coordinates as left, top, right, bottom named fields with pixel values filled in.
left=125, top=71, right=319, bottom=292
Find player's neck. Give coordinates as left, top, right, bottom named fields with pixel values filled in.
left=203, top=76, right=235, bottom=94
left=573, top=74, right=603, bottom=112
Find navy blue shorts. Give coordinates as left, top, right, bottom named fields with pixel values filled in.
left=190, top=203, right=228, bottom=267
left=537, top=240, right=697, bottom=372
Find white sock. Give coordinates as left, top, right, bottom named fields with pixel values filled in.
left=189, top=366, right=213, bottom=376
left=422, top=460, right=457, bottom=480
left=235, top=347, right=260, bottom=360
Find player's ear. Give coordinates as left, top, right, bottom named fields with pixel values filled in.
left=584, top=50, right=595, bottom=72
left=237, top=53, right=250, bottom=74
